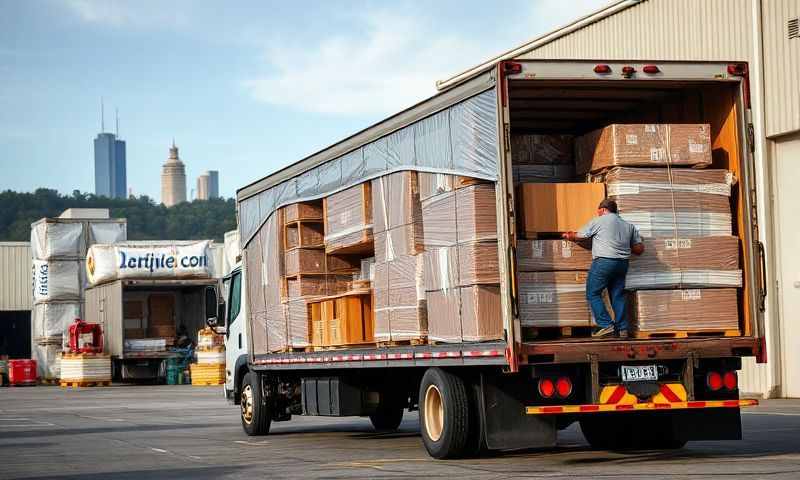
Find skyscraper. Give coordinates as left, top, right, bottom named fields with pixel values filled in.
left=161, top=140, right=187, bottom=206
left=93, top=107, right=126, bottom=199
left=196, top=170, right=219, bottom=200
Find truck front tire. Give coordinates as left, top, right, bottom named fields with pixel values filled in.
left=369, top=404, right=404, bottom=431
left=241, top=372, right=271, bottom=436
left=419, top=368, right=471, bottom=459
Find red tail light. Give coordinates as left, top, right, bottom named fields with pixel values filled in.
left=556, top=377, right=573, bottom=398
left=538, top=378, right=555, bottom=398
left=707, top=371, right=723, bottom=391
left=503, top=61, right=523, bottom=75
left=727, top=63, right=748, bottom=76
left=723, top=371, right=738, bottom=390
left=594, top=64, right=611, bottom=74
left=621, top=66, right=636, bottom=77
left=642, top=65, right=660, bottom=74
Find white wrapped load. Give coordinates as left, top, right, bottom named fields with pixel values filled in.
left=31, top=220, right=85, bottom=259
left=86, top=240, right=214, bottom=285
left=223, top=230, right=240, bottom=275
left=89, top=221, right=127, bottom=246
left=32, top=302, right=82, bottom=339
left=196, top=349, right=226, bottom=364
left=32, top=260, right=82, bottom=303
left=33, top=343, right=62, bottom=380
left=60, top=353, right=112, bottom=383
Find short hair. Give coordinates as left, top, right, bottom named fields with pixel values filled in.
left=598, top=198, right=618, bottom=213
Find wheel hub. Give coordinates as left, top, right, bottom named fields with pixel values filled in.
left=241, top=384, right=254, bottom=425
left=424, top=384, right=444, bottom=442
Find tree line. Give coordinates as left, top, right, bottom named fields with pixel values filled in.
left=0, top=189, right=237, bottom=242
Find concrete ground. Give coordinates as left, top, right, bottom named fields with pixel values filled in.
left=1, top=385, right=799, bottom=479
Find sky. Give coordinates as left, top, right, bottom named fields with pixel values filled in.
left=0, top=0, right=609, bottom=201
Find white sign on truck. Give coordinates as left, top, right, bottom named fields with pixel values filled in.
left=86, top=240, right=213, bottom=285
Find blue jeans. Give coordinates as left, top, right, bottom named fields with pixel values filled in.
left=586, top=257, right=629, bottom=332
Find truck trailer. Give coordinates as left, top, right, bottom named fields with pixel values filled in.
left=215, top=60, right=765, bottom=458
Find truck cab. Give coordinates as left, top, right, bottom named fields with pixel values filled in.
left=215, top=263, right=249, bottom=403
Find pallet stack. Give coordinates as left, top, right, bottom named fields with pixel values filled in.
left=60, top=352, right=111, bottom=387
left=578, top=124, right=742, bottom=338
left=191, top=327, right=225, bottom=385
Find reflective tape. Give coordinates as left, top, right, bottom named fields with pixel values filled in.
left=525, top=399, right=758, bottom=415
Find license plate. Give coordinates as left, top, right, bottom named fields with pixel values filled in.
left=621, top=365, right=658, bottom=382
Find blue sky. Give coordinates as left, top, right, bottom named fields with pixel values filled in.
left=0, top=0, right=608, bottom=201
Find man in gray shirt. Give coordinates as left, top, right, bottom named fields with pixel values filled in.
left=563, top=199, right=644, bottom=338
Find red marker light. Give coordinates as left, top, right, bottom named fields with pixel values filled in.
left=727, top=63, right=747, bottom=76
left=642, top=65, right=660, bottom=74
left=723, top=371, right=738, bottom=390
left=538, top=378, right=555, bottom=398
left=556, top=377, right=573, bottom=398
left=503, top=62, right=523, bottom=75
left=621, top=66, right=636, bottom=77
left=707, top=371, right=723, bottom=391
left=594, top=64, right=611, bottom=74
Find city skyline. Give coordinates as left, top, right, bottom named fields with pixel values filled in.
left=93, top=104, right=127, bottom=199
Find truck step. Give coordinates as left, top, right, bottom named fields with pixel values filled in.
left=633, top=329, right=741, bottom=339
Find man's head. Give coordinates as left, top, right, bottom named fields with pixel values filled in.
left=597, top=199, right=618, bottom=216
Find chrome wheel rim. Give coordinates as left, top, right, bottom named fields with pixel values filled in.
left=241, top=384, right=254, bottom=425
left=424, top=385, right=444, bottom=442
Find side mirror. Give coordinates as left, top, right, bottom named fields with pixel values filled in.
left=205, top=286, right=218, bottom=328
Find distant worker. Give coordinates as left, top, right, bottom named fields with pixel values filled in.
left=562, top=199, right=644, bottom=338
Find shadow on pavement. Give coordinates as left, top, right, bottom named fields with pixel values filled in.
left=7, top=423, right=212, bottom=439
left=9, top=466, right=247, bottom=480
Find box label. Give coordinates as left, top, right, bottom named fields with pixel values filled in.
left=650, top=148, right=667, bottom=162
left=626, top=134, right=638, bottom=145
left=681, top=289, right=702, bottom=301
left=689, top=142, right=706, bottom=153
left=561, top=240, right=573, bottom=258
left=664, top=238, right=692, bottom=250
left=644, top=124, right=657, bottom=133
left=526, top=292, right=554, bottom=304
left=530, top=240, right=544, bottom=258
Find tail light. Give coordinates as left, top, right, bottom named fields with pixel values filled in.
left=594, top=64, right=611, bottom=74
left=621, top=66, right=636, bottom=78
left=642, top=65, right=660, bottom=74
left=706, top=371, right=723, bottom=391
left=556, top=377, right=573, bottom=398
left=503, top=61, right=522, bottom=75
left=723, top=371, right=738, bottom=390
left=538, top=378, right=555, bottom=398
left=727, top=63, right=748, bottom=76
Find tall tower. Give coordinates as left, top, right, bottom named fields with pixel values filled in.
left=93, top=100, right=127, bottom=199
left=196, top=170, right=219, bottom=200
left=161, top=140, right=187, bottom=206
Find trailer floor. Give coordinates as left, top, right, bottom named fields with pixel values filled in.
left=2, top=385, right=799, bottom=479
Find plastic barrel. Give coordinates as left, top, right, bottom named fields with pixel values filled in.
left=165, top=358, right=179, bottom=385
left=8, top=359, right=38, bottom=386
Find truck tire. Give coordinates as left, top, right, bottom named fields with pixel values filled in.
left=419, top=368, right=470, bottom=459
left=240, top=372, right=270, bottom=436
left=369, top=404, right=404, bottom=431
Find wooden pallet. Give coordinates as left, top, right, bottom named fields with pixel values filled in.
left=191, top=380, right=224, bottom=386
left=39, top=378, right=60, bottom=385
left=523, top=326, right=594, bottom=341
left=60, top=380, right=111, bottom=388
left=377, top=338, right=427, bottom=348
left=633, top=329, right=741, bottom=340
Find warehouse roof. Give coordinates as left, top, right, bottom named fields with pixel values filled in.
left=435, top=0, right=642, bottom=92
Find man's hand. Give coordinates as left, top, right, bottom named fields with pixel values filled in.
left=631, top=242, right=645, bottom=255
left=562, top=231, right=578, bottom=242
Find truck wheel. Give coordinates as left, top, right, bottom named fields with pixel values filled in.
left=240, top=372, right=270, bottom=436
left=369, top=404, right=404, bottom=431
left=419, top=368, right=470, bottom=459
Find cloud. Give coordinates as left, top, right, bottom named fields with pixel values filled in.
left=242, top=10, right=491, bottom=116
left=61, top=0, right=188, bottom=28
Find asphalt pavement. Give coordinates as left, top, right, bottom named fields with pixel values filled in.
left=1, top=385, right=799, bottom=479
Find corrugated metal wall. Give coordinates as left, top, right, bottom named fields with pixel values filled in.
left=519, top=0, right=753, bottom=62
left=762, top=0, right=800, bottom=137
left=84, top=281, right=122, bottom=356
left=0, top=242, right=32, bottom=311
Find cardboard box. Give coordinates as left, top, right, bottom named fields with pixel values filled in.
left=421, top=191, right=457, bottom=247
left=324, top=183, right=373, bottom=255
left=284, top=248, right=325, bottom=276
left=456, top=184, right=497, bottom=243
left=516, top=239, right=593, bottom=271
left=632, top=289, right=739, bottom=335
left=460, top=285, right=502, bottom=342
left=576, top=124, right=712, bottom=174
left=630, top=236, right=739, bottom=274
left=418, top=173, right=483, bottom=202
left=457, top=241, right=500, bottom=286
left=371, top=171, right=422, bottom=233
left=511, top=134, right=574, bottom=165
left=284, top=202, right=323, bottom=224
left=374, top=223, right=424, bottom=263
left=423, top=246, right=459, bottom=292
left=518, top=183, right=606, bottom=235
left=517, top=271, right=594, bottom=328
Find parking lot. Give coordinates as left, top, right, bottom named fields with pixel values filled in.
left=2, top=385, right=799, bottom=479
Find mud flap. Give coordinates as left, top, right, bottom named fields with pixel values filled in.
left=480, top=372, right=556, bottom=450
left=671, top=408, right=742, bottom=441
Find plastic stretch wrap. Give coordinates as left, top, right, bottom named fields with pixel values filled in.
left=60, top=354, right=111, bottom=382
left=324, top=183, right=373, bottom=253
left=460, top=285, right=502, bottom=342
left=633, top=289, right=739, bottom=334
left=32, top=260, right=82, bottom=303
left=455, top=184, right=497, bottom=243
left=85, top=241, right=214, bottom=285
left=284, top=202, right=323, bottom=223
left=244, top=217, right=271, bottom=355
left=32, top=301, right=82, bottom=340
left=88, top=222, right=127, bottom=247
left=576, top=124, right=712, bottom=174
left=196, top=350, right=226, bottom=364
left=620, top=212, right=732, bottom=238
left=371, top=171, right=422, bottom=233
left=374, top=254, right=426, bottom=342
left=513, top=165, right=576, bottom=184
left=427, top=288, right=461, bottom=343
left=421, top=191, right=457, bottom=247
left=603, top=167, right=733, bottom=196
left=511, top=134, right=574, bottom=165
left=284, top=248, right=325, bottom=276
left=518, top=271, right=595, bottom=328
left=517, top=240, right=592, bottom=272
left=33, top=343, right=61, bottom=380
left=457, top=241, right=500, bottom=286
left=629, top=236, right=740, bottom=276
left=286, top=275, right=328, bottom=298
left=613, top=191, right=731, bottom=214
left=418, top=173, right=472, bottom=202
left=265, top=307, right=287, bottom=353
left=626, top=269, right=742, bottom=290
left=423, top=246, right=459, bottom=292
left=223, top=230, right=240, bottom=277
left=374, top=223, right=423, bottom=263
left=31, top=220, right=85, bottom=260
left=287, top=298, right=313, bottom=348
left=238, top=89, right=499, bottom=246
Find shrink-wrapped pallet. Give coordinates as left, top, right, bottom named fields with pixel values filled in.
left=626, top=270, right=743, bottom=290
left=423, top=246, right=460, bottom=292
left=629, top=236, right=739, bottom=275
left=31, top=219, right=85, bottom=260
left=32, top=260, right=82, bottom=303
left=33, top=343, right=62, bottom=380
left=88, top=222, right=127, bottom=247
left=576, top=124, right=712, bottom=173
left=373, top=254, right=426, bottom=342
left=265, top=306, right=288, bottom=353
left=284, top=248, right=326, bottom=276
left=372, top=171, right=422, bottom=233
left=427, top=288, right=462, bottom=342
left=196, top=349, right=226, bottom=364
left=421, top=191, right=457, bottom=247
left=513, top=164, right=577, bottom=184
left=518, top=271, right=595, bottom=328
left=460, top=285, right=502, bottom=342
left=632, top=289, right=740, bottom=335
left=457, top=241, right=500, bottom=286
left=324, top=183, right=373, bottom=254
left=287, top=298, right=313, bottom=348
left=32, top=302, right=83, bottom=339
left=516, top=239, right=593, bottom=272
left=418, top=173, right=475, bottom=202
left=60, top=353, right=111, bottom=383
left=511, top=134, right=574, bottom=165
left=456, top=184, right=497, bottom=243
left=374, top=223, right=424, bottom=263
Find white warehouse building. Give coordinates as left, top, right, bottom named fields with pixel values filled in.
left=437, top=0, right=797, bottom=398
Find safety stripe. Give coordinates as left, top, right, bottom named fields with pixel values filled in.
left=525, top=399, right=758, bottom=415
left=605, top=385, right=627, bottom=404
left=659, top=384, right=683, bottom=403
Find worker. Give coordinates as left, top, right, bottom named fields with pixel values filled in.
left=562, top=199, right=644, bottom=338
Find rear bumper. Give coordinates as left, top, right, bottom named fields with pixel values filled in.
left=526, top=398, right=758, bottom=415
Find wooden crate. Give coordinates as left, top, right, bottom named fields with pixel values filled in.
left=309, top=292, right=373, bottom=347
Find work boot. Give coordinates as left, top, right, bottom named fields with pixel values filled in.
left=592, top=325, right=615, bottom=338
left=617, top=330, right=629, bottom=339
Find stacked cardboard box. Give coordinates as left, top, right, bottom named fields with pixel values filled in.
left=421, top=176, right=503, bottom=343
left=518, top=183, right=606, bottom=235
left=510, top=134, right=577, bottom=184
left=372, top=172, right=427, bottom=342
left=517, top=271, right=594, bottom=327
left=325, top=183, right=373, bottom=255
left=60, top=353, right=112, bottom=385
left=632, top=289, right=740, bottom=336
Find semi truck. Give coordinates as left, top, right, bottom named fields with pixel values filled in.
left=210, top=60, right=765, bottom=458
